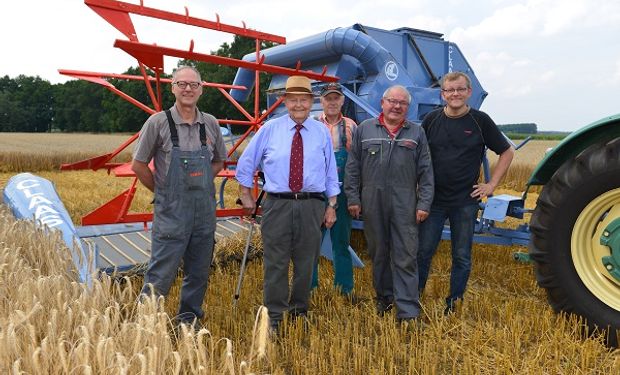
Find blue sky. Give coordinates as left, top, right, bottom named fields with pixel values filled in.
left=3, top=0, right=619, bottom=131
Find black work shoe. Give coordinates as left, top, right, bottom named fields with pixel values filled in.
left=288, top=310, right=311, bottom=332
left=288, top=310, right=308, bottom=320
left=375, top=299, right=394, bottom=316
left=269, top=320, right=281, bottom=338
left=444, top=301, right=459, bottom=316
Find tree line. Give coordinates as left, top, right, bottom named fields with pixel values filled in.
left=497, top=123, right=537, bottom=134
left=0, top=36, right=274, bottom=133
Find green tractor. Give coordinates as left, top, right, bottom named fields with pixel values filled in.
left=527, top=113, right=620, bottom=345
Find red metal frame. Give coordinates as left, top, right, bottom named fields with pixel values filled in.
left=61, top=0, right=338, bottom=225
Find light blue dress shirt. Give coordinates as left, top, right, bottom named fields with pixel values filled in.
left=236, top=114, right=340, bottom=198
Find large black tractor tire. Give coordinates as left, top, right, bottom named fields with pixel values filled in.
left=529, top=137, right=620, bottom=346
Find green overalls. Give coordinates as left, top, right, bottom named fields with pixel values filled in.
left=312, top=118, right=354, bottom=294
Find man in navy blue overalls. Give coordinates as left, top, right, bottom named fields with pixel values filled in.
left=132, top=66, right=227, bottom=328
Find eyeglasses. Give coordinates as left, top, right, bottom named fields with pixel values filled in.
left=441, top=87, right=469, bottom=94
left=174, top=81, right=201, bottom=90
left=384, top=98, right=409, bottom=107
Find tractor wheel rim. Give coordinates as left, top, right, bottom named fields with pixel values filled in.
left=572, top=188, right=620, bottom=310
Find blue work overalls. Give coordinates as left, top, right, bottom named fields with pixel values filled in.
left=141, top=109, right=216, bottom=323
left=312, top=118, right=354, bottom=294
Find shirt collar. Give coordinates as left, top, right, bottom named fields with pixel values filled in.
left=170, top=105, right=203, bottom=125
left=288, top=116, right=308, bottom=130
left=320, top=112, right=343, bottom=126
left=377, top=112, right=408, bottom=128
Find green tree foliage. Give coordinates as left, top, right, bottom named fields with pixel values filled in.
left=0, top=75, right=53, bottom=132
left=53, top=80, right=107, bottom=132
left=1, top=35, right=275, bottom=133
left=179, top=35, right=276, bottom=132
left=0, top=92, right=26, bottom=132
left=498, top=123, right=538, bottom=134
left=100, top=67, right=174, bottom=133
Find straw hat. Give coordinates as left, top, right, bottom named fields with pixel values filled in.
left=284, top=75, right=313, bottom=95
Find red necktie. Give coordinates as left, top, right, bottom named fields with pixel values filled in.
left=289, top=124, right=304, bottom=192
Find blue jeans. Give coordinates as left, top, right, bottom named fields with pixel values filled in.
left=417, top=204, right=479, bottom=307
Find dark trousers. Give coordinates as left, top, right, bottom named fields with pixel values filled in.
left=363, top=192, right=421, bottom=319
left=418, top=204, right=479, bottom=306
left=261, top=196, right=324, bottom=323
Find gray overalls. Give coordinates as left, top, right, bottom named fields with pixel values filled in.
left=141, top=109, right=216, bottom=323
left=345, top=119, right=434, bottom=319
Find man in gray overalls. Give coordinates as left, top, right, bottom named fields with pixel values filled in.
left=132, top=66, right=227, bottom=327
left=345, top=85, right=434, bottom=322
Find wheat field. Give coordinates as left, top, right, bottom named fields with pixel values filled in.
left=1, top=134, right=620, bottom=374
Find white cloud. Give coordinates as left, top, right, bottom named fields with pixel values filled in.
left=611, top=59, right=620, bottom=84
left=472, top=51, right=542, bottom=98
left=512, top=59, right=532, bottom=67
left=449, top=3, right=537, bottom=43
left=405, top=15, right=455, bottom=33
left=509, top=84, right=533, bottom=97
left=475, top=51, right=531, bottom=76
left=539, top=70, right=556, bottom=83
left=561, top=1, right=620, bottom=29
left=449, top=0, right=620, bottom=44
left=539, top=0, right=588, bottom=35
left=224, top=0, right=433, bottom=41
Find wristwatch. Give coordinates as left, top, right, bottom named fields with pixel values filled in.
left=328, top=201, right=338, bottom=210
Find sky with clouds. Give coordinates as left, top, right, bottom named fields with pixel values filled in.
left=2, top=0, right=619, bottom=131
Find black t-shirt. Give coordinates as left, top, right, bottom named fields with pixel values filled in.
left=422, top=107, right=510, bottom=208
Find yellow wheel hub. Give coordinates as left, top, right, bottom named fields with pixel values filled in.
left=572, top=188, right=620, bottom=310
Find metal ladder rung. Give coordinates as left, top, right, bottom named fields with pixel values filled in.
left=216, top=222, right=238, bottom=235
left=118, top=233, right=150, bottom=258
left=136, top=231, right=152, bottom=244
left=227, top=219, right=251, bottom=231
left=86, top=239, right=116, bottom=267
left=101, top=236, right=138, bottom=263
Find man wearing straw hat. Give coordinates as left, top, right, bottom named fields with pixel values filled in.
left=236, top=75, right=340, bottom=333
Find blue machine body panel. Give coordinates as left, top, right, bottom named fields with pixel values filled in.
left=482, top=194, right=525, bottom=222
left=231, top=23, right=532, bottom=249
left=231, top=24, right=486, bottom=123
left=320, top=229, right=364, bottom=268
left=2, top=173, right=95, bottom=285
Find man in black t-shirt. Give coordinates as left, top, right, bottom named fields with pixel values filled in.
left=418, top=72, right=514, bottom=315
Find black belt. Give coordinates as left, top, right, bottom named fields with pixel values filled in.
left=268, top=192, right=325, bottom=201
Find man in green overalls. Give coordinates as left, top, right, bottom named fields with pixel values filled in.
left=312, top=83, right=358, bottom=296
left=132, top=66, right=227, bottom=328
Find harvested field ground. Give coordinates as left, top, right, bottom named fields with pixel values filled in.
left=1, top=135, right=619, bottom=373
